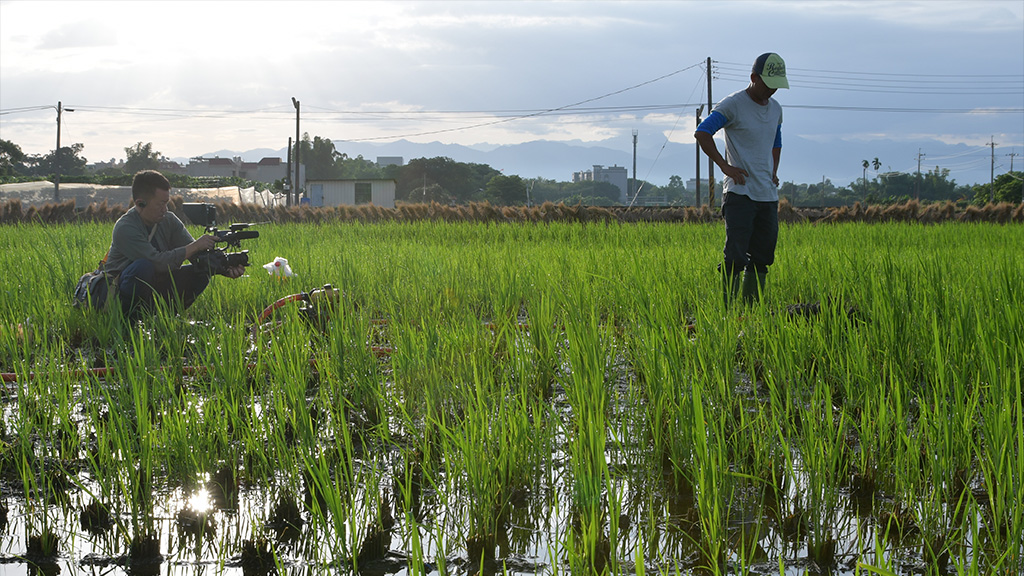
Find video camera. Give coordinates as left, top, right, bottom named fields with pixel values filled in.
left=182, top=203, right=260, bottom=276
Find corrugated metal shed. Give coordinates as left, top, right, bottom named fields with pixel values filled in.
left=307, top=179, right=396, bottom=209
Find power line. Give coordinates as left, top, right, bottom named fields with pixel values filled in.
left=45, top=105, right=288, bottom=120
left=0, top=105, right=54, bottom=116
left=2, top=59, right=1020, bottom=181
left=332, top=62, right=705, bottom=142
left=717, top=70, right=1024, bottom=88
left=716, top=61, right=1024, bottom=80
left=633, top=65, right=711, bottom=199
left=715, top=61, right=1024, bottom=95
left=928, top=147, right=996, bottom=161
left=8, top=99, right=1017, bottom=124
left=715, top=74, right=1023, bottom=95
left=0, top=63, right=706, bottom=140
left=784, top=104, right=1022, bottom=113
left=61, top=104, right=290, bottom=115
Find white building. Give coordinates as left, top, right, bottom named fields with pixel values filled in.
left=376, top=156, right=404, bottom=167
left=573, top=164, right=629, bottom=203
left=307, top=179, right=396, bottom=209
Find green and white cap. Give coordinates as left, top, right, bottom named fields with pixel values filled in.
left=753, top=52, right=789, bottom=89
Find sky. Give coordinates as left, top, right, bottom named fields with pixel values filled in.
left=1, top=0, right=1022, bottom=187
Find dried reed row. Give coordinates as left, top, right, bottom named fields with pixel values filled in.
left=2, top=197, right=1022, bottom=225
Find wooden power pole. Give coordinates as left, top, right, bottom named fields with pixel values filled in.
left=286, top=137, right=293, bottom=207
left=292, top=97, right=301, bottom=205
left=706, top=57, right=715, bottom=209
left=695, top=105, right=703, bottom=207
left=632, top=129, right=638, bottom=204
left=989, top=137, right=997, bottom=203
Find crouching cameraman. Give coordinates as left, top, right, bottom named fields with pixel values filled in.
left=104, top=170, right=244, bottom=319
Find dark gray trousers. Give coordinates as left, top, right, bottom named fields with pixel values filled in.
left=721, top=192, right=779, bottom=275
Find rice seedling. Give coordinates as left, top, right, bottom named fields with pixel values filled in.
left=561, top=297, right=615, bottom=574
left=974, top=354, right=1023, bottom=572
left=1, top=219, right=1022, bottom=575
left=622, top=290, right=694, bottom=488
left=685, top=379, right=725, bottom=573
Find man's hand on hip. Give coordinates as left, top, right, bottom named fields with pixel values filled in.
left=721, top=164, right=749, bottom=185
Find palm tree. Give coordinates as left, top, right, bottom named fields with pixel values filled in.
left=862, top=160, right=869, bottom=192
left=873, top=159, right=886, bottom=199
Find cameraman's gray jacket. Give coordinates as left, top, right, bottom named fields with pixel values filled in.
left=104, top=208, right=195, bottom=276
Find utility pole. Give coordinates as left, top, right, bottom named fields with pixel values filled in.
left=631, top=129, right=638, bottom=205
left=292, top=97, right=301, bottom=205
left=54, top=101, right=74, bottom=203
left=1008, top=149, right=1023, bottom=204
left=695, top=105, right=704, bottom=207
left=915, top=149, right=925, bottom=201
left=989, top=136, right=997, bottom=204
left=286, top=137, right=293, bottom=206
left=706, top=57, right=715, bottom=209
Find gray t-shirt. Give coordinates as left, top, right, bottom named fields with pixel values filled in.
left=712, top=88, right=783, bottom=201
left=104, top=208, right=195, bottom=275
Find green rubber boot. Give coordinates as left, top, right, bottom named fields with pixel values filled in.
left=742, top=270, right=768, bottom=305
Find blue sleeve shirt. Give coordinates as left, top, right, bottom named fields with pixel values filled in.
left=697, top=110, right=782, bottom=149
left=695, top=90, right=783, bottom=201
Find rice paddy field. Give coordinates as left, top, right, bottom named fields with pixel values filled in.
left=0, top=219, right=1021, bottom=575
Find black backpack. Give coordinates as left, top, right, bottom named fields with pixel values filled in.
left=73, top=255, right=112, bottom=310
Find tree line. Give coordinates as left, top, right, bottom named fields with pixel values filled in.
left=289, top=135, right=628, bottom=206
left=2, top=137, right=1020, bottom=207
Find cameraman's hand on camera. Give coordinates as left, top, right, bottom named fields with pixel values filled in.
left=222, top=265, right=245, bottom=279
left=185, top=234, right=218, bottom=259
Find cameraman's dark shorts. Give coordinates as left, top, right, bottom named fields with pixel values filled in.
left=722, top=192, right=778, bottom=275
left=117, top=259, right=210, bottom=315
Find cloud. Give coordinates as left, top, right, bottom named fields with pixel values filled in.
left=764, top=0, right=1023, bottom=32
left=1, top=0, right=1019, bottom=184
left=38, top=20, right=117, bottom=50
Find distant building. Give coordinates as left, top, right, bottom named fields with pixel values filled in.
left=686, top=177, right=722, bottom=197
left=241, top=157, right=289, bottom=183
left=86, top=159, right=126, bottom=173
left=158, top=159, right=187, bottom=175
left=307, top=179, right=396, bottom=209
left=188, top=157, right=241, bottom=179
left=573, top=164, right=629, bottom=203
left=86, top=158, right=185, bottom=175
left=187, top=156, right=301, bottom=186
left=376, top=156, right=403, bottom=167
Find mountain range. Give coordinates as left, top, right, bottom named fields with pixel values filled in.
left=185, top=135, right=1008, bottom=189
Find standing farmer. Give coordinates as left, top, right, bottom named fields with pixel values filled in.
left=695, top=52, right=789, bottom=306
